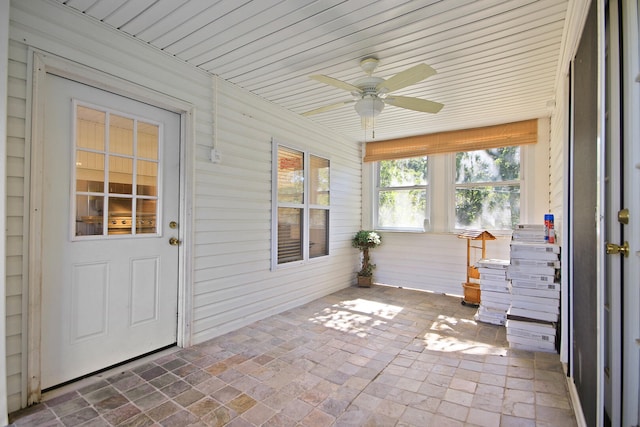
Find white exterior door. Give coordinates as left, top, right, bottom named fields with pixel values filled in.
left=41, top=74, right=181, bottom=389
left=604, top=1, right=640, bottom=424
left=620, top=0, right=640, bottom=424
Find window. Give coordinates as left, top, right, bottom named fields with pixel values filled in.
left=375, top=157, right=428, bottom=231
left=74, top=103, right=160, bottom=238
left=373, top=147, right=522, bottom=232
left=454, top=146, right=521, bottom=230
left=273, top=144, right=330, bottom=266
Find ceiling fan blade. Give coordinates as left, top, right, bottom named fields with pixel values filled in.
left=302, top=100, right=355, bottom=116
left=376, top=63, right=437, bottom=94
left=310, top=75, right=362, bottom=93
left=385, top=96, right=444, bottom=113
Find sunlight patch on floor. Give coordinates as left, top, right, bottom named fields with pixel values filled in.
left=309, top=298, right=403, bottom=335
left=422, top=314, right=507, bottom=356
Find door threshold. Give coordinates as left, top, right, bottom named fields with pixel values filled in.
left=41, top=345, right=179, bottom=402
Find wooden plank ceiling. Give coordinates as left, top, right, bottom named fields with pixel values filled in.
left=53, top=0, right=567, bottom=142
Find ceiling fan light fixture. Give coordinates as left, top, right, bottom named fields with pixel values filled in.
left=354, top=96, right=384, bottom=118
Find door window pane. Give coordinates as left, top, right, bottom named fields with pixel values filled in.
left=136, top=199, right=157, bottom=234
left=309, top=209, right=329, bottom=258
left=108, top=197, right=132, bottom=235
left=137, top=160, right=158, bottom=196
left=76, top=106, right=105, bottom=150
left=76, top=151, right=104, bottom=192
left=109, top=114, right=134, bottom=156
left=278, top=208, right=303, bottom=264
left=109, top=156, right=133, bottom=193
left=75, top=195, right=104, bottom=236
left=74, top=104, right=161, bottom=238
left=138, top=122, right=159, bottom=160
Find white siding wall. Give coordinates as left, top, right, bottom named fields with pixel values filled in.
left=191, top=77, right=361, bottom=343
left=5, top=0, right=360, bottom=412
left=1, top=0, right=11, bottom=423
left=372, top=233, right=512, bottom=296
left=5, top=39, right=29, bottom=413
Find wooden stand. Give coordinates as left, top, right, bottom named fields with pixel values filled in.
left=458, top=230, right=496, bottom=306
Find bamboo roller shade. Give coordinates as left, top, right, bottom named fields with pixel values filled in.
left=363, top=119, right=538, bottom=162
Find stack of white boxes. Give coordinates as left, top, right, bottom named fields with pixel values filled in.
left=474, top=259, right=511, bottom=325
left=506, top=224, right=561, bottom=352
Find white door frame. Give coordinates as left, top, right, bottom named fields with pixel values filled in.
left=27, top=51, right=194, bottom=404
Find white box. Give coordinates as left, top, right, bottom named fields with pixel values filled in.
left=508, top=307, right=559, bottom=322
left=507, top=334, right=556, bottom=352
left=510, top=286, right=560, bottom=299
left=510, top=280, right=560, bottom=291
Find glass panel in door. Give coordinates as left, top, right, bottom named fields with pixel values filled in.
left=73, top=104, right=160, bottom=237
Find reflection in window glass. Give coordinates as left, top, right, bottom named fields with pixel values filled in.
left=310, top=156, right=330, bottom=206
left=309, top=209, right=328, bottom=258
left=277, top=147, right=304, bottom=204
left=76, top=151, right=104, bottom=192
left=136, top=199, right=157, bottom=234
left=75, top=195, right=103, bottom=236
left=110, top=114, right=134, bottom=155
left=138, top=122, right=159, bottom=160
left=137, top=160, right=158, bottom=196
left=108, top=197, right=132, bottom=235
left=109, top=156, right=133, bottom=193
left=76, top=106, right=105, bottom=150
left=274, top=145, right=331, bottom=266
left=278, top=208, right=303, bottom=264
left=74, top=104, right=161, bottom=238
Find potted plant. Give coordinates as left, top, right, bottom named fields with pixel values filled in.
left=352, top=230, right=382, bottom=287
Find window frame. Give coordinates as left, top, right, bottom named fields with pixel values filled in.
left=369, top=146, right=528, bottom=235
left=71, top=100, right=164, bottom=241
left=271, top=140, right=331, bottom=270
left=374, top=156, right=431, bottom=232
left=448, top=146, right=525, bottom=233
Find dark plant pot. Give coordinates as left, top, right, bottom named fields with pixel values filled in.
left=357, top=275, right=372, bottom=287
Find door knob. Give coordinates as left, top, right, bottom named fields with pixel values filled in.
left=606, top=241, right=629, bottom=258
left=618, top=209, right=629, bottom=225
left=169, top=237, right=181, bottom=246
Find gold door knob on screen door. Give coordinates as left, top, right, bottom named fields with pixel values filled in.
left=169, top=237, right=181, bottom=246
left=606, top=241, right=629, bottom=257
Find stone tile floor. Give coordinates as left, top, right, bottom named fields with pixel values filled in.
left=9, top=285, right=577, bottom=426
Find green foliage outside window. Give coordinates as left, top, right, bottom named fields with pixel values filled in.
left=377, top=157, right=428, bottom=229
left=455, top=146, right=520, bottom=229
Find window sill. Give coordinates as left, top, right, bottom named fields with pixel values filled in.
left=375, top=228, right=426, bottom=233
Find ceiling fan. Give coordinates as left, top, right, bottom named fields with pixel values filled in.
left=302, top=58, right=444, bottom=127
